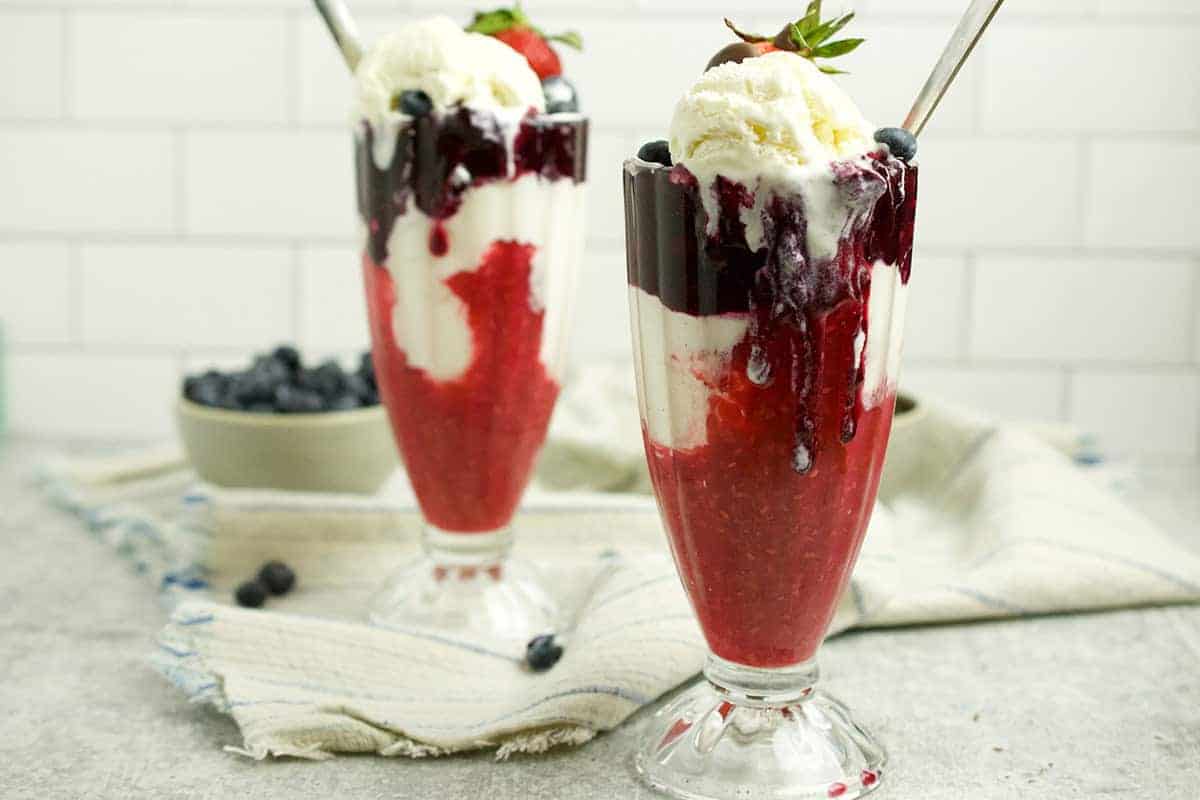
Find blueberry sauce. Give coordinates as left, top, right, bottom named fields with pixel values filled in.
left=357, top=108, right=587, bottom=263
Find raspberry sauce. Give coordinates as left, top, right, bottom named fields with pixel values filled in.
left=359, top=110, right=587, bottom=533
left=625, top=155, right=916, bottom=667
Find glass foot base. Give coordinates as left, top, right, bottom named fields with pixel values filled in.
left=636, top=658, right=886, bottom=800
left=368, top=526, right=556, bottom=647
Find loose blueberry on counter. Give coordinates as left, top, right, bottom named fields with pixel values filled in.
left=637, top=140, right=672, bottom=167
left=525, top=634, right=564, bottom=672
left=258, top=561, right=296, bottom=596
left=395, top=89, right=433, bottom=117
left=873, top=127, right=918, bottom=163
left=235, top=580, right=268, bottom=609
left=541, top=76, right=579, bottom=114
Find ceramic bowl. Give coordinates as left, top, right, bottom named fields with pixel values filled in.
left=176, top=398, right=398, bottom=494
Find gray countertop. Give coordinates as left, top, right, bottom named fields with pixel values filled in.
left=2, top=439, right=1198, bottom=800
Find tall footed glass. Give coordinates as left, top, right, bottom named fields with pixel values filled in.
left=624, top=151, right=916, bottom=799
left=358, top=108, right=587, bottom=644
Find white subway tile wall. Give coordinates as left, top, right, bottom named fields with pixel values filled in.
left=0, top=0, right=1195, bottom=461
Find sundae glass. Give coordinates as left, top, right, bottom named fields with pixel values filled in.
left=624, top=14, right=917, bottom=800
left=355, top=16, right=587, bottom=642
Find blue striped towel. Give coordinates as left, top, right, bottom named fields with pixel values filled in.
left=39, top=399, right=1200, bottom=760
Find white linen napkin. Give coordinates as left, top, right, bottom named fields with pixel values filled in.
left=41, top=397, right=1200, bottom=760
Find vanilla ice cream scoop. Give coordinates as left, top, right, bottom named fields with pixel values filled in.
left=356, top=16, right=544, bottom=127
left=669, top=51, right=875, bottom=184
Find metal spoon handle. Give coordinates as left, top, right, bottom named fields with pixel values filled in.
left=312, top=0, right=364, bottom=72
left=903, top=0, right=1006, bottom=136
left=560, top=552, right=623, bottom=641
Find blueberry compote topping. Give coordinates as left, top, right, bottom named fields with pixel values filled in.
left=624, top=154, right=916, bottom=472
left=357, top=108, right=588, bottom=264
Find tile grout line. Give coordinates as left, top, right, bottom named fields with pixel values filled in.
left=291, top=241, right=305, bottom=346
left=284, top=8, right=301, bottom=128
left=970, top=36, right=986, bottom=135
left=1076, top=135, right=1092, bottom=248
left=172, top=128, right=187, bottom=239
left=67, top=242, right=83, bottom=347
left=1, top=116, right=1196, bottom=142
left=1192, top=256, right=1200, bottom=367
left=58, top=9, right=71, bottom=121
left=4, top=3, right=1198, bottom=23
left=960, top=250, right=976, bottom=364
left=1059, top=366, right=1074, bottom=424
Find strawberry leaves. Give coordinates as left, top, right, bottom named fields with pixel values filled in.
left=546, top=31, right=583, bottom=50
left=725, top=1, right=864, bottom=74
left=466, top=4, right=583, bottom=51
left=466, top=8, right=529, bottom=36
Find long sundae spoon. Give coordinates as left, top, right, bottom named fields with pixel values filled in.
left=903, top=0, right=1006, bottom=136
left=312, top=0, right=364, bottom=73
left=524, top=550, right=624, bottom=672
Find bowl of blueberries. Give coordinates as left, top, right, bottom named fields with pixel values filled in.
left=177, top=345, right=398, bottom=494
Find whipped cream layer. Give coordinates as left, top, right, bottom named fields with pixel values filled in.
left=631, top=264, right=906, bottom=452
left=381, top=174, right=584, bottom=382
left=630, top=288, right=750, bottom=451
left=356, top=16, right=544, bottom=129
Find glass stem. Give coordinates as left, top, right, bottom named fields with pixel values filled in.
left=422, top=523, right=512, bottom=582
left=703, top=653, right=820, bottom=708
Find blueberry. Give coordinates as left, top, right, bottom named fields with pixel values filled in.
left=230, top=370, right=275, bottom=405
left=395, top=89, right=433, bottom=117
left=362, top=388, right=380, bottom=407
left=252, top=355, right=291, bottom=386
left=874, top=127, right=918, bottom=162
left=525, top=634, right=564, bottom=672
left=257, top=561, right=296, bottom=596
left=272, top=345, right=302, bottom=373
left=541, top=76, right=579, bottom=114
left=345, top=373, right=370, bottom=401
left=328, top=393, right=361, bottom=412
left=637, top=140, right=672, bottom=167
left=359, top=351, right=376, bottom=383
left=307, top=360, right=349, bottom=399
left=235, top=581, right=268, bottom=609
left=185, top=373, right=226, bottom=407
left=214, top=391, right=242, bottom=411
left=274, top=384, right=324, bottom=414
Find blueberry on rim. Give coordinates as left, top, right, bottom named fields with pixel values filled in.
left=637, top=140, right=672, bottom=167
left=541, top=76, right=579, bottom=114
left=873, top=127, right=917, bottom=162
left=395, top=89, right=433, bottom=117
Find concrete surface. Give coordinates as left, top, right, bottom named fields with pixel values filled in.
left=1, top=439, right=1198, bottom=799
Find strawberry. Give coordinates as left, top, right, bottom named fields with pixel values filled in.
left=720, top=2, right=865, bottom=75
left=466, top=5, right=583, bottom=81
left=494, top=27, right=562, bottom=80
